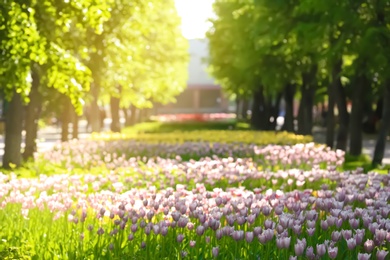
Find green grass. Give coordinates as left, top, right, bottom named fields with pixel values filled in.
left=120, top=120, right=251, bottom=134
left=343, top=153, right=390, bottom=173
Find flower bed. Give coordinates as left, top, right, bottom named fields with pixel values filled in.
left=1, top=130, right=388, bottom=259
left=0, top=168, right=388, bottom=259
left=36, top=140, right=344, bottom=171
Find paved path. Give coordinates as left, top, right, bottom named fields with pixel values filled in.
left=312, top=126, right=390, bottom=165
left=0, top=120, right=93, bottom=161
left=0, top=122, right=389, bottom=165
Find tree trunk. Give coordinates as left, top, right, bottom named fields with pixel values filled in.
left=297, top=92, right=306, bottom=135
left=23, top=68, right=42, bottom=161
left=235, top=98, right=241, bottom=119
left=61, top=97, right=72, bottom=142
left=136, top=109, right=143, bottom=124
left=255, top=88, right=273, bottom=130
left=138, top=109, right=149, bottom=123
left=372, top=84, right=390, bottom=166
left=241, top=99, right=249, bottom=120
left=297, top=66, right=317, bottom=135
left=269, top=93, right=282, bottom=130
left=3, top=92, right=24, bottom=168
left=90, top=83, right=101, bottom=132
left=333, top=59, right=349, bottom=151
left=250, top=88, right=263, bottom=130
left=349, top=75, right=367, bottom=156
left=72, top=106, right=79, bottom=139
left=326, top=84, right=335, bottom=148
left=130, top=105, right=137, bottom=125
left=123, top=108, right=130, bottom=126
left=110, top=95, right=121, bottom=132
left=282, top=83, right=296, bottom=132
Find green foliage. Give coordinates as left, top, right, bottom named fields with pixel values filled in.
left=0, top=2, right=46, bottom=100
left=0, top=0, right=111, bottom=111
left=86, top=0, right=189, bottom=109
left=1, top=0, right=188, bottom=114
left=208, top=0, right=390, bottom=109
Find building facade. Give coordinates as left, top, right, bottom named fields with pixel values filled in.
left=156, top=39, right=231, bottom=114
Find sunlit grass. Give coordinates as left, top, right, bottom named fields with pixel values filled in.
left=92, top=125, right=312, bottom=146
left=343, top=153, right=390, bottom=174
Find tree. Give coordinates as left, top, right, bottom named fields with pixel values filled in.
left=0, top=0, right=110, bottom=167
left=82, top=0, right=188, bottom=133
left=208, top=0, right=390, bottom=160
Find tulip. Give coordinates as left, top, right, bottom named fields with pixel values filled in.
left=328, top=246, right=338, bottom=259
left=212, top=247, right=219, bottom=258
left=258, top=233, right=267, bottom=244
left=335, top=218, right=343, bottom=228
left=247, top=214, right=256, bottom=225
left=144, top=226, right=151, bottom=235
left=307, top=227, right=315, bottom=236
left=294, top=241, right=305, bottom=256
left=346, top=237, right=356, bottom=250
left=131, top=224, right=138, bottom=233
left=316, top=243, right=326, bottom=257
left=176, top=234, right=184, bottom=243
left=349, top=218, right=359, bottom=229
left=355, top=232, right=364, bottom=245
left=376, top=250, right=388, bottom=260
left=231, top=230, right=244, bottom=241
left=264, top=219, right=275, bottom=230
left=306, top=220, right=316, bottom=228
left=262, top=206, right=271, bottom=216
left=320, top=220, right=328, bottom=230
left=253, top=226, right=262, bottom=237
left=276, top=236, right=291, bottom=249
left=326, top=216, right=336, bottom=226
left=342, top=229, right=352, bottom=240
left=147, top=210, right=154, bottom=220
left=196, top=225, right=205, bottom=236
left=331, top=231, right=341, bottom=242
left=216, top=229, right=223, bottom=240
left=306, top=246, right=315, bottom=260
left=236, top=216, right=246, bottom=225
left=161, top=226, right=168, bottom=236
left=171, top=211, right=181, bottom=222
left=245, top=231, right=254, bottom=243
left=292, top=224, right=302, bottom=235
left=364, top=239, right=374, bottom=253
left=97, top=227, right=104, bottom=235
left=357, top=253, right=371, bottom=260
left=152, top=225, right=160, bottom=235
left=178, top=217, right=189, bottom=228
left=375, top=229, right=387, bottom=244
left=276, top=224, right=284, bottom=234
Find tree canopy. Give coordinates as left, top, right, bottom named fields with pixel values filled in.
left=0, top=0, right=189, bottom=167
left=207, top=0, right=390, bottom=163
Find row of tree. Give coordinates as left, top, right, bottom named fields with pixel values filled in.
left=1, top=0, right=188, bottom=168
left=207, top=0, right=390, bottom=165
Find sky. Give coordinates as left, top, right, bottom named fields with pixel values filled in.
left=175, top=0, right=215, bottom=39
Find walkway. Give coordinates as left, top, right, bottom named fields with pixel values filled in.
left=312, top=126, right=390, bottom=165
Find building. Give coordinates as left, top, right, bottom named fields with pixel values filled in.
left=156, top=39, right=231, bottom=114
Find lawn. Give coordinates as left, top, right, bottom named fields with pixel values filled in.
left=0, top=122, right=388, bottom=259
